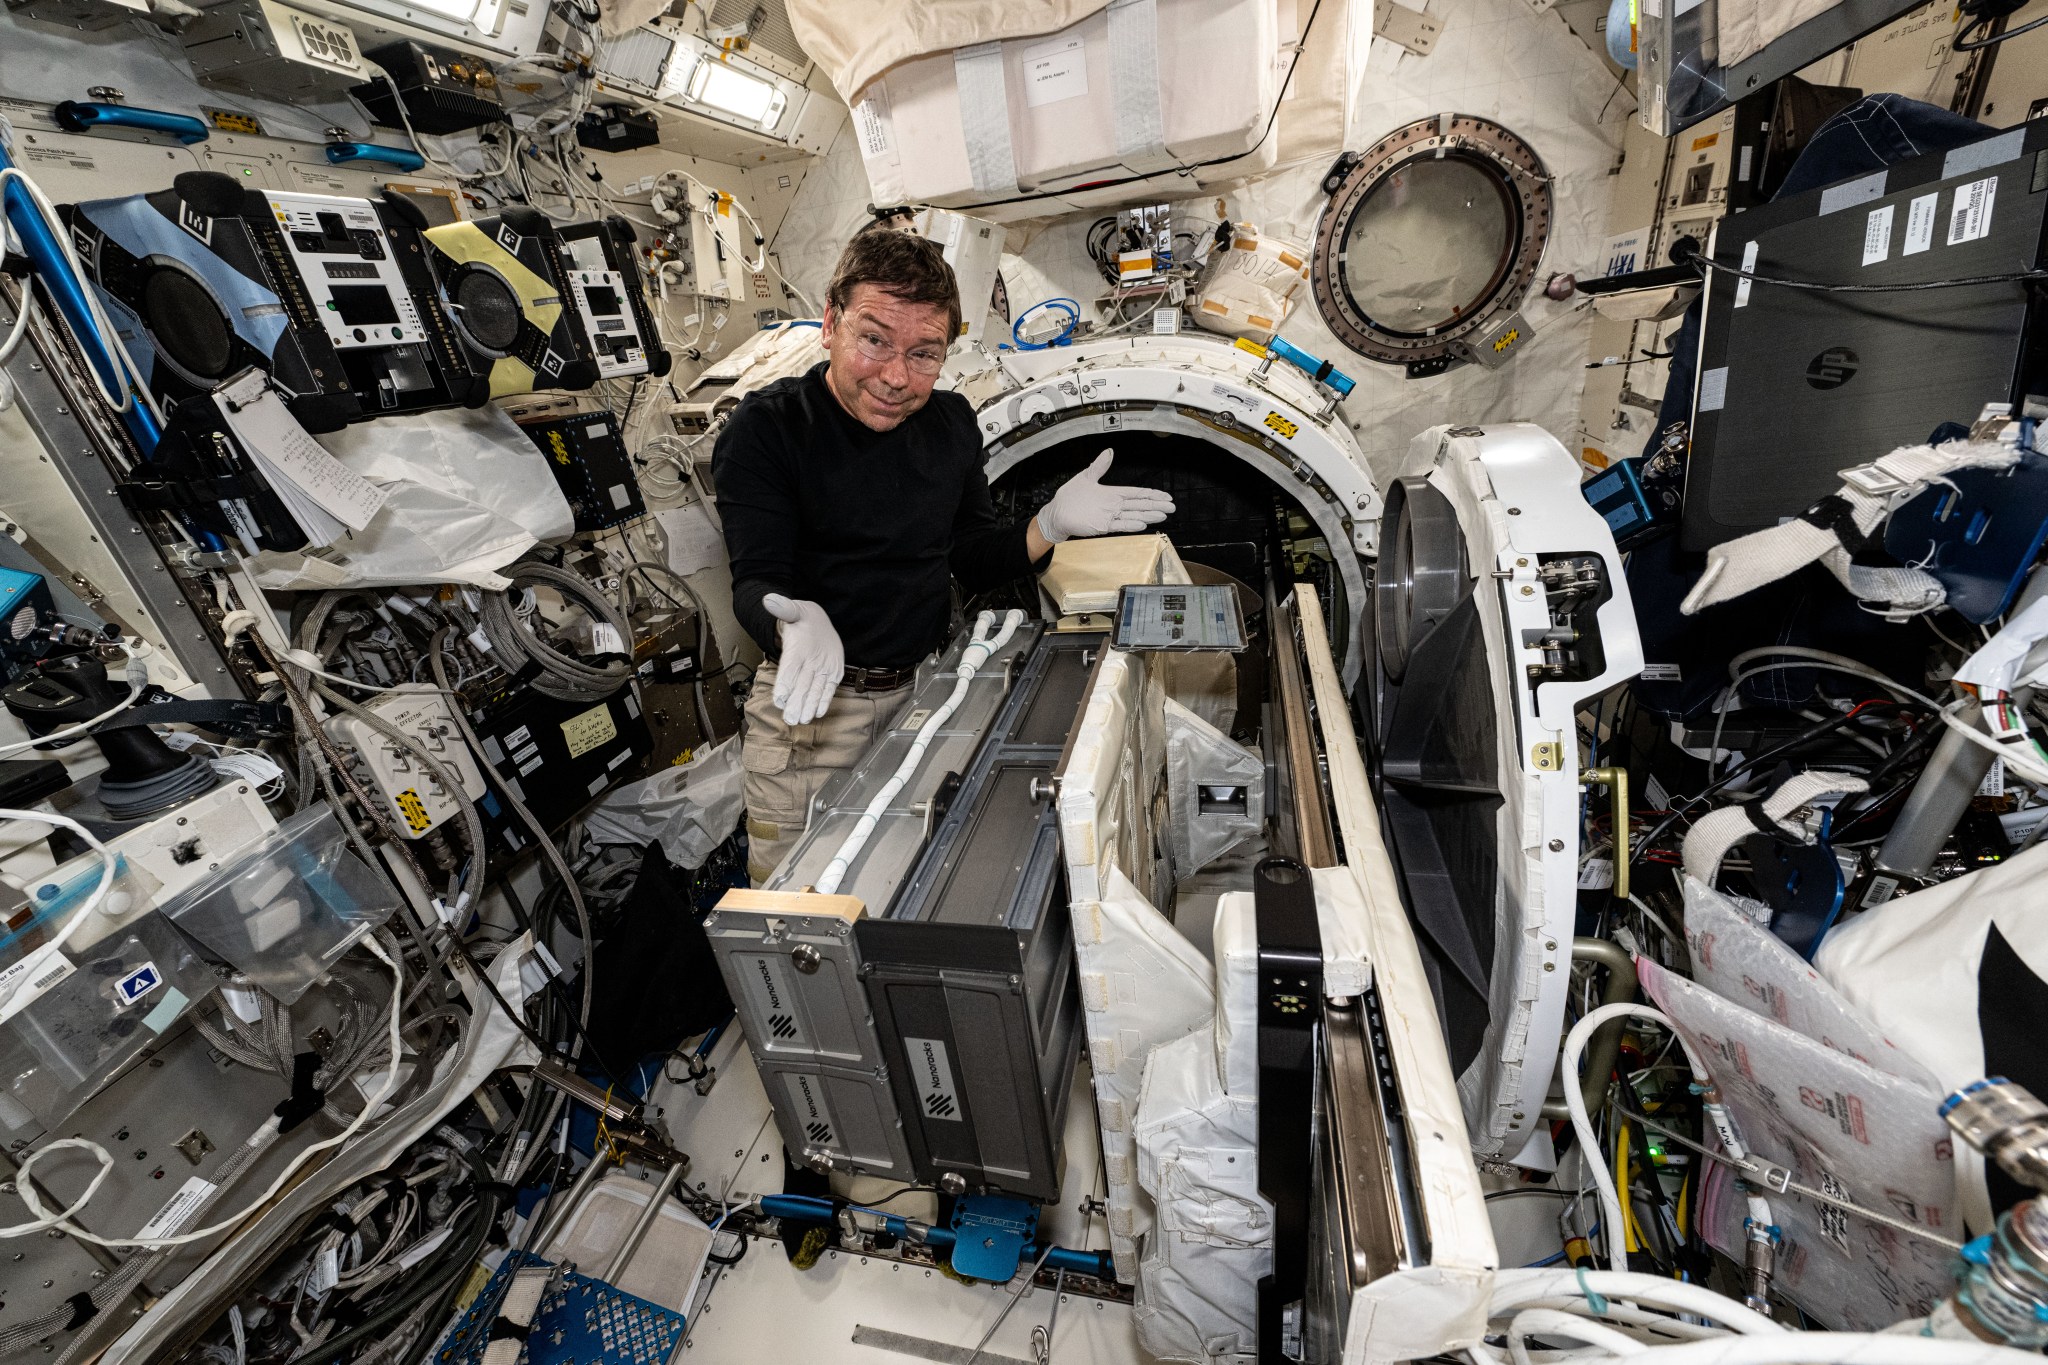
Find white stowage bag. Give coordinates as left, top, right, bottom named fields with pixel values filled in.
left=1074, top=865, right=1218, bottom=1281
left=581, top=738, right=745, bottom=869
left=245, top=406, right=575, bottom=591
left=1133, top=1025, right=1268, bottom=1364
left=1815, top=843, right=2048, bottom=1235
left=1133, top=871, right=1371, bottom=1363
left=1187, top=223, right=1310, bottom=341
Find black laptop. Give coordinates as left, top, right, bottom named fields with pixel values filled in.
left=1683, top=121, right=2048, bottom=549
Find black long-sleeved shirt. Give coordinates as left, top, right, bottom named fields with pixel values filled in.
left=712, top=362, right=1041, bottom=670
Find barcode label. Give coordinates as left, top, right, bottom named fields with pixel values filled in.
left=138, top=1177, right=217, bottom=1240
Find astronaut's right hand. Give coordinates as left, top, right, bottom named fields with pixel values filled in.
left=763, top=594, right=844, bottom=727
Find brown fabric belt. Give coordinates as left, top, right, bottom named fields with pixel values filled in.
left=841, top=664, right=916, bottom=692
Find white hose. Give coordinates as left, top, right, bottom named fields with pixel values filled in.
left=1560, top=1003, right=1773, bottom=1270
left=1507, top=1309, right=1651, bottom=1363
left=1484, top=1275, right=2039, bottom=1365
left=1508, top=1298, right=1726, bottom=1342
left=813, top=610, right=1026, bottom=895
left=1491, top=1270, right=1786, bottom=1337
left=1547, top=1335, right=2047, bottom=1365
left=0, top=809, right=120, bottom=1017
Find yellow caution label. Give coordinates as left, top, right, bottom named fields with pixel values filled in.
left=547, top=429, right=571, bottom=465
left=1264, top=411, right=1299, bottom=440
left=1691, top=132, right=1720, bottom=152
left=396, top=788, right=432, bottom=835
left=203, top=107, right=265, bottom=135
left=1493, top=327, right=1523, bottom=354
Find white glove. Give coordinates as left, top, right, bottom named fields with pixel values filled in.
left=763, top=594, right=844, bottom=727
left=1034, top=449, right=1176, bottom=544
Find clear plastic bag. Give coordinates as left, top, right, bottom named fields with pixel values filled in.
left=0, top=880, right=209, bottom=1129
left=160, top=805, right=398, bottom=1004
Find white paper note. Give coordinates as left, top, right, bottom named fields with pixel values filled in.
left=214, top=371, right=388, bottom=542
left=1021, top=35, right=1088, bottom=107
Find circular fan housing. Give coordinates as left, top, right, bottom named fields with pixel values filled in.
left=140, top=264, right=236, bottom=382
left=1311, top=114, right=1552, bottom=375
left=447, top=264, right=524, bottom=356
left=1374, top=476, right=1468, bottom=687
left=1367, top=474, right=1500, bottom=1086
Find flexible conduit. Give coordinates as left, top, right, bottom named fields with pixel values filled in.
left=813, top=609, right=1026, bottom=896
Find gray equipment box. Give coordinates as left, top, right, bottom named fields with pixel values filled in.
left=705, top=900, right=882, bottom=1073
left=857, top=631, right=1099, bottom=1203
left=709, top=625, right=1093, bottom=1197
left=704, top=891, right=912, bottom=1178
left=756, top=1059, right=915, bottom=1180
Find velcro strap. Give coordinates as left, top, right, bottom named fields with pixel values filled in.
left=954, top=42, right=1019, bottom=196
left=116, top=475, right=264, bottom=511
left=1798, top=495, right=1875, bottom=556
left=64, top=1293, right=99, bottom=1331
left=1108, top=0, right=1170, bottom=172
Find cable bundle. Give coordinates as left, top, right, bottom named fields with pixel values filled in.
left=479, top=561, right=634, bottom=703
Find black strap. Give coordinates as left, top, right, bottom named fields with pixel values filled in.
left=1742, top=802, right=1787, bottom=838
left=274, top=1052, right=327, bottom=1133
left=1798, top=494, right=1876, bottom=556
left=487, top=1320, right=532, bottom=1343
left=115, top=474, right=268, bottom=512
left=63, top=1293, right=98, bottom=1331
left=1253, top=856, right=1320, bottom=1365
left=98, top=698, right=288, bottom=737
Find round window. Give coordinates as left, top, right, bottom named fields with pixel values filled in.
left=1312, top=115, right=1551, bottom=375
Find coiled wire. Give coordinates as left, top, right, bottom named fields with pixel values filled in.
left=480, top=561, right=634, bottom=703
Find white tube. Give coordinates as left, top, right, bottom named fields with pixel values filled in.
left=1507, top=1298, right=1726, bottom=1342
left=1492, top=1270, right=1787, bottom=1337
left=1561, top=1003, right=1658, bottom=1269
left=1508, top=1309, right=1651, bottom=1361
left=1560, top=1001, right=1778, bottom=1273
left=0, top=808, right=119, bottom=1018
left=1570, top=1335, right=2047, bottom=1365
left=813, top=610, right=1026, bottom=895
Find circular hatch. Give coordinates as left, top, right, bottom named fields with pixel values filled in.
left=1311, top=114, right=1552, bottom=375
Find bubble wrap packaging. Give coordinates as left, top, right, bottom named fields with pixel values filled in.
left=1638, top=954, right=1958, bottom=1330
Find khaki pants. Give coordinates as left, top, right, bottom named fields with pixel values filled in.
left=741, top=661, right=912, bottom=885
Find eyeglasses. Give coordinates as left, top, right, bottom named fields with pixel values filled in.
left=852, top=329, right=948, bottom=377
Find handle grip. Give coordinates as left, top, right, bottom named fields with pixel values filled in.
left=52, top=101, right=210, bottom=144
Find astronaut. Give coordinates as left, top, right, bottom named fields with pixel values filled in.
left=715, top=228, right=1174, bottom=882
